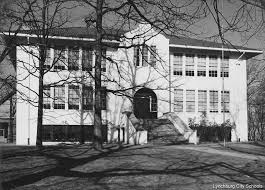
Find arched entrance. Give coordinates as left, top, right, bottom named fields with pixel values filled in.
left=134, top=88, right=157, bottom=119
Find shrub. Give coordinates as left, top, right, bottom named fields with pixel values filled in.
left=189, top=118, right=235, bottom=142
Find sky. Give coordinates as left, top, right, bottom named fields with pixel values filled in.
left=66, top=0, right=265, bottom=53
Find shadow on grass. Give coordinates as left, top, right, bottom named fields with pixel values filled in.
left=1, top=144, right=265, bottom=189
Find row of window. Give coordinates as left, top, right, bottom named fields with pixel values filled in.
left=43, top=85, right=107, bottom=110
left=44, top=47, right=106, bottom=72
left=134, top=45, right=157, bottom=67
left=174, top=89, right=230, bottom=113
left=173, top=54, right=229, bottom=77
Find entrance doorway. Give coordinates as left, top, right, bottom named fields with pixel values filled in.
left=134, top=88, right=157, bottom=119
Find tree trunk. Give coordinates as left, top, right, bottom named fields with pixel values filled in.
left=8, top=97, right=13, bottom=143
left=36, top=55, right=44, bottom=147
left=93, top=0, right=104, bottom=149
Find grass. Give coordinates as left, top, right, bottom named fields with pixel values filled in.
left=0, top=142, right=265, bottom=190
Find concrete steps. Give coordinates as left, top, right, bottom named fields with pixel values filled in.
left=142, top=119, right=187, bottom=145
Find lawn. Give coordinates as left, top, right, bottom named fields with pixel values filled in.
left=0, top=143, right=265, bottom=190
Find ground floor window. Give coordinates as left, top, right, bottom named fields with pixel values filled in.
left=210, top=90, right=218, bottom=112
left=186, top=90, right=195, bottom=112
left=43, top=125, right=107, bottom=142
left=54, top=86, right=65, bottom=109
left=221, top=91, right=230, bottom=112
left=174, top=89, right=183, bottom=112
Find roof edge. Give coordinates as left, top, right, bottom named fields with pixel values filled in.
left=169, top=44, right=263, bottom=54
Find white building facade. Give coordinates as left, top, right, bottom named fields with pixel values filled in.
left=11, top=24, right=262, bottom=145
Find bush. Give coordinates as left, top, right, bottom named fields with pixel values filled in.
left=189, top=118, right=234, bottom=142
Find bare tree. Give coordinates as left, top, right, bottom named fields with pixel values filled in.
left=79, top=0, right=209, bottom=149
left=5, top=0, right=76, bottom=147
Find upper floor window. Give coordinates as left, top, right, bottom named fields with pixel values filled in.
left=197, top=55, right=206, bottom=76
left=185, top=54, right=195, bottom=76
left=44, top=48, right=51, bottom=70
left=209, top=55, right=218, bottom=77
left=134, top=44, right=156, bottom=67
left=68, top=47, right=79, bottom=71
left=68, top=85, right=79, bottom=110
left=198, top=90, right=207, bottom=112
left=173, top=53, right=183, bottom=76
left=82, top=48, right=93, bottom=71
left=43, top=85, right=51, bottom=109
left=186, top=90, right=195, bottom=112
left=174, top=89, right=183, bottom=112
left=221, top=91, right=230, bottom=112
left=54, top=47, right=66, bottom=70
left=220, top=57, right=229, bottom=77
left=210, top=90, right=218, bottom=112
left=54, top=86, right=65, bottom=109
left=100, top=87, right=107, bottom=110
left=101, top=49, right=106, bottom=72
left=83, top=86, right=93, bottom=110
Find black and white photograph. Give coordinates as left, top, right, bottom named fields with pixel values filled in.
left=0, top=0, right=264, bottom=189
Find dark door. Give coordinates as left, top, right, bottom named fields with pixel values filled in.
left=134, top=88, right=157, bottom=119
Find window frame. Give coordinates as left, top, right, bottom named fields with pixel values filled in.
left=209, top=90, right=218, bottom=113
left=197, top=55, right=206, bottom=77
left=68, top=85, right=80, bottom=110
left=53, top=46, right=66, bottom=71
left=133, top=44, right=157, bottom=67
left=174, top=89, right=183, bottom=112
left=54, top=85, right=65, bottom=109
left=68, top=47, right=79, bottom=71
left=83, top=85, right=93, bottom=110
left=209, top=55, right=218, bottom=77
left=221, top=90, right=230, bottom=113
left=198, top=90, right=207, bottom=112
left=43, top=85, right=51, bottom=109
left=82, top=48, right=93, bottom=72
left=173, top=53, right=183, bottom=76
left=220, top=56, right=229, bottom=78
left=185, top=54, right=195, bottom=76
left=186, top=90, right=195, bottom=112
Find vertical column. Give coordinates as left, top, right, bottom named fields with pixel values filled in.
left=194, top=54, right=198, bottom=77
left=65, top=84, right=68, bottom=110
left=182, top=54, right=186, bottom=77
left=183, top=89, right=186, bottom=113
left=195, top=89, right=198, bottom=113
left=206, top=55, right=209, bottom=77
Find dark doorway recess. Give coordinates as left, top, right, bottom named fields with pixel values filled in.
left=134, top=88, right=157, bottom=119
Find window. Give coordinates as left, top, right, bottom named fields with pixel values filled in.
left=186, top=90, right=195, bottom=112
left=100, top=87, right=107, bottom=110
left=198, top=90, right=207, bottom=112
left=134, top=46, right=140, bottom=66
left=220, top=57, right=229, bottom=77
left=149, top=45, right=156, bottom=67
left=82, top=48, right=93, bottom=71
left=68, top=47, right=79, bottom=71
left=221, top=91, right=230, bottom=112
left=43, top=85, right=50, bottom=109
left=83, top=86, right=93, bottom=110
left=68, top=85, right=79, bottom=110
left=173, top=53, right=183, bottom=76
left=142, top=45, right=148, bottom=67
left=210, top=90, right=218, bottom=112
left=209, top=55, right=218, bottom=77
left=134, top=44, right=156, bottom=67
left=197, top=55, right=206, bottom=76
left=54, top=86, right=65, bottom=109
left=101, top=49, right=106, bottom=72
left=150, top=96, right=157, bottom=112
left=174, top=89, right=183, bottom=112
left=44, top=48, right=51, bottom=70
left=54, top=47, right=66, bottom=70
left=185, top=54, right=195, bottom=76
